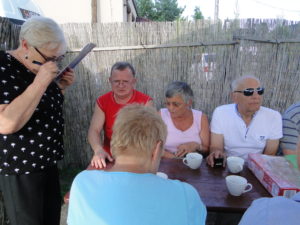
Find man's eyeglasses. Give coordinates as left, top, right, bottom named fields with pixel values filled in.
left=34, top=47, right=64, bottom=64
left=234, top=87, right=264, bottom=96
left=111, top=80, right=130, bottom=86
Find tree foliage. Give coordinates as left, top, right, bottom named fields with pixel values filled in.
left=192, top=6, right=204, bottom=20
left=136, top=0, right=156, bottom=19
left=136, top=0, right=185, bottom=21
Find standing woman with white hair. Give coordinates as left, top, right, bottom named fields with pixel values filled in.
left=0, top=17, right=75, bottom=225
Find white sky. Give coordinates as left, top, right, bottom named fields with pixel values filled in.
left=178, top=0, right=300, bottom=21
left=36, top=0, right=300, bottom=23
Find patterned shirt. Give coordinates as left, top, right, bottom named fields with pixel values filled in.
left=280, top=102, right=300, bottom=152
left=0, top=51, right=64, bottom=175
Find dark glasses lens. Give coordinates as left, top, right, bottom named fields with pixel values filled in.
left=235, top=88, right=264, bottom=96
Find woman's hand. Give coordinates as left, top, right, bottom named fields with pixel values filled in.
left=35, top=61, right=60, bottom=87
left=91, top=149, right=114, bottom=169
left=175, top=142, right=200, bottom=158
left=57, top=68, right=75, bottom=91
left=163, top=150, right=176, bottom=159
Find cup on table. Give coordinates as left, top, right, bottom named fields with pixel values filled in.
left=225, top=175, right=252, bottom=196
left=156, top=172, right=168, bottom=179
left=183, top=152, right=203, bottom=169
left=226, top=156, right=244, bottom=173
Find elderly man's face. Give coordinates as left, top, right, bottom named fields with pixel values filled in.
left=232, top=78, right=263, bottom=114
left=109, top=68, right=136, bottom=99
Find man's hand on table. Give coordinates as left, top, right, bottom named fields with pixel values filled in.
left=91, top=149, right=114, bottom=169
left=206, top=150, right=226, bottom=167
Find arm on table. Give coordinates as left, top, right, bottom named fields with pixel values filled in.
left=263, top=139, right=279, bottom=155
left=206, top=132, right=226, bottom=167
left=163, top=150, right=176, bottom=158
left=0, top=62, right=59, bottom=134
left=87, top=104, right=113, bottom=168
left=174, top=113, right=210, bottom=158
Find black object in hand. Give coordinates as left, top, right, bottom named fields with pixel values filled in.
left=214, top=157, right=224, bottom=167
left=32, top=60, right=42, bottom=65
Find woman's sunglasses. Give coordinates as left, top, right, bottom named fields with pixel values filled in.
left=234, top=87, right=264, bottom=96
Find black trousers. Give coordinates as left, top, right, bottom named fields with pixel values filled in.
left=0, top=166, right=61, bottom=225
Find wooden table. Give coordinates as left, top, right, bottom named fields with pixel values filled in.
left=158, top=158, right=271, bottom=213
left=64, top=158, right=271, bottom=212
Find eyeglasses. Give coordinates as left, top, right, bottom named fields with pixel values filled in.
left=165, top=101, right=184, bottom=107
left=234, top=87, right=264, bottom=96
left=111, top=80, right=130, bottom=86
left=34, top=47, right=64, bottom=63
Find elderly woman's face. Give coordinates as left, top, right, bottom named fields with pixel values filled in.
left=26, top=44, right=65, bottom=74
left=32, top=46, right=65, bottom=65
left=165, top=95, right=191, bottom=117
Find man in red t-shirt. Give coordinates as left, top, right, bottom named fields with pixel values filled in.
left=88, top=62, right=153, bottom=168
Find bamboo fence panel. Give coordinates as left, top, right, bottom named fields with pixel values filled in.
left=59, top=19, right=300, bottom=169
left=0, top=17, right=300, bottom=168
left=1, top=17, right=300, bottom=224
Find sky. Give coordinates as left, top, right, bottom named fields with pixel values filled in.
left=178, top=0, right=300, bottom=21
left=36, top=0, right=300, bottom=23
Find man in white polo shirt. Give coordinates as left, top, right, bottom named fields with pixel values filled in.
left=207, top=75, right=282, bottom=167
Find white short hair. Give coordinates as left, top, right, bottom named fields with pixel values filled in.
left=231, top=75, right=261, bottom=91
left=19, top=16, right=66, bottom=54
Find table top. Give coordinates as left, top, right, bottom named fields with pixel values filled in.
left=158, top=158, right=271, bottom=213
left=65, top=158, right=271, bottom=212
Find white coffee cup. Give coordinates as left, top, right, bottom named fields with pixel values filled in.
left=225, top=175, right=253, bottom=196
left=156, top=172, right=168, bottom=179
left=183, top=152, right=203, bottom=169
left=227, top=156, right=244, bottom=173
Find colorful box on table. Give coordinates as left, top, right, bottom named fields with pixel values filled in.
left=247, top=153, right=300, bottom=198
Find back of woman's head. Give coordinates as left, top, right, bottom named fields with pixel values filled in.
left=19, top=16, right=66, bottom=54
left=111, top=104, right=167, bottom=158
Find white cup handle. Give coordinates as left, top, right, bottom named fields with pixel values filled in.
left=238, top=164, right=243, bottom=171
left=243, top=183, right=253, bottom=193
left=183, top=158, right=188, bottom=165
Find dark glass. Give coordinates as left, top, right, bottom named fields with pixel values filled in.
left=234, top=87, right=264, bottom=96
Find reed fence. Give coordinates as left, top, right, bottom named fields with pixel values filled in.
left=1, top=16, right=300, bottom=225
left=0, top=17, right=300, bottom=168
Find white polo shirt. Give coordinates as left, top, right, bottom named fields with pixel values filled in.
left=210, top=104, right=282, bottom=159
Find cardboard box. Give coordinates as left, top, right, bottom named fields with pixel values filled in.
left=247, top=153, right=300, bottom=198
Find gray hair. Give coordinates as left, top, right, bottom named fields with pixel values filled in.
left=19, top=16, right=66, bottom=55
left=165, top=81, right=193, bottom=103
left=231, top=75, right=261, bottom=91
left=110, top=62, right=136, bottom=77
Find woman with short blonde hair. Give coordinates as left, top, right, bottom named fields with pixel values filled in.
left=68, top=104, right=207, bottom=225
